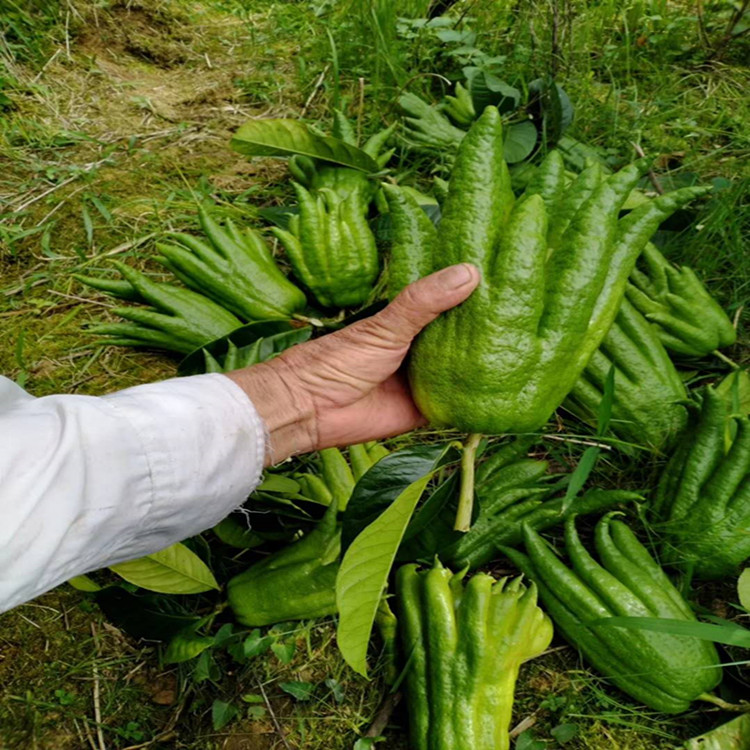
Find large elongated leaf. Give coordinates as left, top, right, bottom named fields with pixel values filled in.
left=231, top=120, right=379, bottom=173
left=592, top=616, right=750, bottom=648
left=213, top=516, right=265, bottom=549
left=110, top=542, right=219, bottom=594
left=341, top=443, right=459, bottom=552
left=336, top=444, right=455, bottom=676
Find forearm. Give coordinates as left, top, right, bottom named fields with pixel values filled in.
left=225, top=358, right=317, bottom=466
left=0, top=374, right=265, bottom=612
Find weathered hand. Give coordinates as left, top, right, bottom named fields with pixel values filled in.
left=227, top=264, right=480, bottom=464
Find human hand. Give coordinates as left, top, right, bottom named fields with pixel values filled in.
left=226, top=263, right=480, bottom=465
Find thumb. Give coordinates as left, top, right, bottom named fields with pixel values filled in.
left=371, top=263, right=480, bottom=345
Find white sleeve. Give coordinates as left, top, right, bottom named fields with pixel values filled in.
left=0, top=373, right=266, bottom=613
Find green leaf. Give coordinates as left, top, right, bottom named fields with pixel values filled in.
left=211, top=699, right=238, bottom=731
left=341, top=443, right=458, bottom=551
left=551, top=723, right=579, bottom=744
left=231, top=119, right=379, bottom=173
left=164, top=623, right=214, bottom=664
left=109, top=542, right=219, bottom=594
left=280, top=681, right=315, bottom=701
left=241, top=693, right=265, bottom=703
left=179, top=321, right=312, bottom=376
left=193, top=650, right=220, bottom=683
left=685, top=714, right=750, bottom=750
left=67, top=575, right=101, bottom=592
left=337, top=444, right=456, bottom=676
left=738, top=568, right=750, bottom=612
left=592, top=616, right=750, bottom=648
left=243, top=629, right=275, bottom=659
left=561, top=447, right=599, bottom=514
left=503, top=121, right=537, bottom=163
left=257, top=475, right=302, bottom=494
left=516, top=730, right=546, bottom=750
left=271, top=640, right=296, bottom=664
left=464, top=68, right=520, bottom=112
left=213, top=516, right=265, bottom=549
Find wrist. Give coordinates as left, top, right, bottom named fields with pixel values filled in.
left=225, top=359, right=317, bottom=467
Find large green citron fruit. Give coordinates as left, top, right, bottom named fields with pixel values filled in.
left=386, top=107, right=708, bottom=434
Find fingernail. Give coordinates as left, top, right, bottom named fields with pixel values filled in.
left=436, top=263, right=477, bottom=289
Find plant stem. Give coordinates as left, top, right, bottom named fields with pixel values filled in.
left=454, top=433, right=482, bottom=532
left=698, top=692, right=750, bottom=711
left=713, top=349, right=740, bottom=369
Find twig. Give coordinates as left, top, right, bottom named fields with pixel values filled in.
left=630, top=142, right=664, bottom=194
left=364, top=692, right=401, bottom=738
left=90, top=623, right=107, bottom=750
left=32, top=48, right=62, bottom=83
left=74, top=716, right=97, bottom=750
left=48, top=290, right=113, bottom=308
left=257, top=679, right=292, bottom=750
left=543, top=434, right=613, bottom=451
left=300, top=65, right=330, bottom=118
left=11, top=174, right=80, bottom=213
left=713, top=349, right=740, bottom=369
left=510, top=713, right=538, bottom=738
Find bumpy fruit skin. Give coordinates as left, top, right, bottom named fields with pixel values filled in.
left=395, top=561, right=552, bottom=750
left=564, top=298, right=688, bottom=451
left=652, top=387, right=750, bottom=579
left=157, top=208, right=307, bottom=322
left=387, top=108, right=708, bottom=434
left=82, top=261, right=242, bottom=354
left=227, top=444, right=386, bottom=626
left=627, top=242, right=736, bottom=357
left=273, top=183, right=379, bottom=308
left=227, top=500, right=340, bottom=626
left=503, top=515, right=722, bottom=713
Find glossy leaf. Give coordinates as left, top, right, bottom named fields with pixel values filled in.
left=593, top=616, right=750, bottom=648
left=257, top=475, right=302, bottom=494
left=341, top=443, right=459, bottom=552
left=231, top=119, right=379, bottom=173
left=464, top=68, right=520, bottom=112
left=109, top=542, right=219, bottom=594
left=337, top=443, right=456, bottom=676
left=503, top=121, right=537, bottom=163
left=179, top=321, right=311, bottom=376
left=213, top=516, right=265, bottom=549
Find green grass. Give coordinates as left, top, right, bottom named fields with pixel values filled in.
left=1, top=0, right=748, bottom=747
